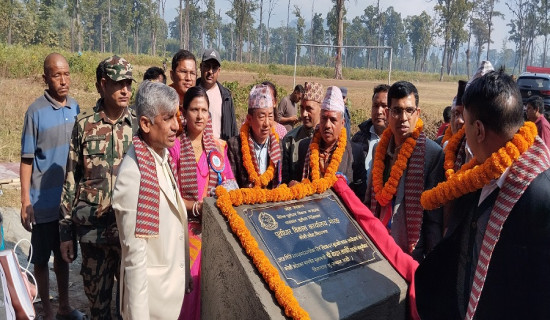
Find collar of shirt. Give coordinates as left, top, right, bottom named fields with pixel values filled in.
left=252, top=137, right=270, bottom=172
left=44, top=90, right=72, bottom=110
left=478, top=166, right=510, bottom=206
left=369, top=124, right=380, bottom=142
left=94, top=102, right=133, bottom=125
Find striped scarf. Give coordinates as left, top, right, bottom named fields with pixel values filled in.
left=369, top=132, right=426, bottom=255
left=465, top=137, right=550, bottom=320
left=246, top=127, right=282, bottom=185
left=132, top=134, right=177, bottom=238
left=454, top=136, right=467, bottom=171
left=179, top=119, right=218, bottom=201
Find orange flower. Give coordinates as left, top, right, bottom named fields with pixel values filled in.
left=443, top=127, right=466, bottom=179
left=421, top=122, right=537, bottom=210
left=240, top=122, right=279, bottom=188
left=441, top=125, right=453, bottom=145
left=308, top=127, right=347, bottom=181
left=372, top=118, right=424, bottom=206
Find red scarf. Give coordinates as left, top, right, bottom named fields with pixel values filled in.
left=179, top=119, right=218, bottom=201
left=369, top=133, right=426, bottom=255
left=132, top=134, right=177, bottom=238
left=465, top=137, right=550, bottom=320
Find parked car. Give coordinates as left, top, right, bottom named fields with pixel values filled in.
left=517, top=68, right=550, bottom=121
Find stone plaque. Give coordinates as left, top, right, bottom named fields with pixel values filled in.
left=202, top=190, right=408, bottom=320
left=243, top=194, right=380, bottom=288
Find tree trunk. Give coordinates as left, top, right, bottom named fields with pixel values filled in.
left=334, top=0, right=344, bottom=79
left=108, top=0, right=112, bottom=52
left=184, top=0, right=190, bottom=50
left=439, top=29, right=448, bottom=81
left=259, top=0, right=263, bottom=64
left=284, top=0, right=290, bottom=64
left=179, top=0, right=183, bottom=48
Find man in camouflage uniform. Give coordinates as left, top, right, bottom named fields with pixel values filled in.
left=59, top=56, right=137, bottom=319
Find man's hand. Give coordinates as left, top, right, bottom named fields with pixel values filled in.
left=20, top=203, right=35, bottom=232
left=60, top=240, right=75, bottom=263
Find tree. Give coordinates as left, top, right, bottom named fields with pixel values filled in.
left=405, top=12, right=434, bottom=72
left=204, top=0, right=218, bottom=49
left=227, top=0, right=258, bottom=62
left=360, top=5, right=380, bottom=68
left=382, top=7, right=406, bottom=69
left=434, top=0, right=471, bottom=80
left=293, top=5, right=305, bottom=62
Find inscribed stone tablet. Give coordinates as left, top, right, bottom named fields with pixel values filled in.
left=243, top=194, right=381, bottom=288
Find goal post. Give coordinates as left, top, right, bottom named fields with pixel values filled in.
left=293, top=43, right=393, bottom=88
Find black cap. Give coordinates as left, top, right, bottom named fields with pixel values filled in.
left=456, top=80, right=467, bottom=106
left=201, top=48, right=221, bottom=65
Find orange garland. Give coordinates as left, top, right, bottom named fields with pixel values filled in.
left=240, top=122, right=279, bottom=188
left=216, top=179, right=341, bottom=320
left=421, top=121, right=537, bottom=210
left=441, top=125, right=453, bottom=145
left=443, top=127, right=465, bottom=179
left=307, top=128, right=347, bottom=192
left=372, top=118, right=424, bottom=206
left=214, top=129, right=351, bottom=319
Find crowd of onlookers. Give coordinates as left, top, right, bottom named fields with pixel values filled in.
left=19, top=49, right=550, bottom=320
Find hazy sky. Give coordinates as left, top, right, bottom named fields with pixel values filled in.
left=164, top=0, right=511, bottom=50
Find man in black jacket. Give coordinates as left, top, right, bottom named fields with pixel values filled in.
left=416, top=69, right=550, bottom=320
left=197, top=48, right=238, bottom=141
left=351, top=84, right=389, bottom=178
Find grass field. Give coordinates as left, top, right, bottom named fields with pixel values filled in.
left=0, top=71, right=457, bottom=163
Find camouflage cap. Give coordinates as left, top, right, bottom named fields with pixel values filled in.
left=103, top=55, right=134, bottom=82
left=302, top=82, right=324, bottom=103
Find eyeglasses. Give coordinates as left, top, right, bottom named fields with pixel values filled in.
left=389, top=107, right=417, bottom=118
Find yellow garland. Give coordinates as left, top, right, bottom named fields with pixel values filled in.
left=421, top=121, right=537, bottom=210
left=240, top=122, right=280, bottom=188
left=443, top=127, right=466, bottom=179
left=441, top=125, right=453, bottom=145
left=372, top=118, right=424, bottom=206
left=307, top=128, right=347, bottom=192
left=214, top=129, right=350, bottom=319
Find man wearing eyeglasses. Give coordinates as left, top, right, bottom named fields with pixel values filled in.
left=197, top=48, right=238, bottom=141
left=365, top=81, right=444, bottom=262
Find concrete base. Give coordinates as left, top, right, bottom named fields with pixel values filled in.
left=202, top=192, right=408, bottom=320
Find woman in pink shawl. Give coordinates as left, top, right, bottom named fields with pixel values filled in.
left=169, top=86, right=235, bottom=320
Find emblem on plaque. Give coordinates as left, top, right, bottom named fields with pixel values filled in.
left=258, top=212, right=278, bottom=231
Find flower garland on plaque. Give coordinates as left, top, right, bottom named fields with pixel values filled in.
left=215, top=129, right=348, bottom=320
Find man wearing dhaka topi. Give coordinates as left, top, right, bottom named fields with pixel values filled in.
left=228, top=84, right=282, bottom=189
left=291, top=86, right=366, bottom=200
left=365, top=81, right=444, bottom=262
left=416, top=69, right=550, bottom=320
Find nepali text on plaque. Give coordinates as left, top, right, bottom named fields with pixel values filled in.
left=243, top=194, right=381, bottom=288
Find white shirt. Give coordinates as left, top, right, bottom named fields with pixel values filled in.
left=365, top=125, right=381, bottom=181
left=253, top=138, right=269, bottom=174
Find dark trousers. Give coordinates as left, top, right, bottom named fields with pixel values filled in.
left=80, top=243, right=121, bottom=319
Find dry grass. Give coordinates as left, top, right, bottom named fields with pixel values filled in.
left=0, top=188, right=19, bottom=208
left=0, top=69, right=459, bottom=163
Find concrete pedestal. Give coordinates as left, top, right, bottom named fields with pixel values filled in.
left=201, top=191, right=408, bottom=320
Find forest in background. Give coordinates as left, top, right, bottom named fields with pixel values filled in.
left=1, top=0, right=549, bottom=79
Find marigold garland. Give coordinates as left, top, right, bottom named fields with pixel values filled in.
left=421, top=121, right=537, bottom=210
left=307, top=128, right=347, bottom=192
left=441, top=125, right=453, bottom=145
left=240, top=122, right=280, bottom=187
left=443, top=127, right=465, bottom=179
left=214, top=133, right=347, bottom=319
left=372, top=118, right=424, bottom=206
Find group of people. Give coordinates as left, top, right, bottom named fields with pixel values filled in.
left=20, top=47, right=550, bottom=320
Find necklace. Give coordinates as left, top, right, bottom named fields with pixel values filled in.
left=441, top=125, right=453, bottom=145
left=421, top=121, right=537, bottom=210
left=371, top=118, right=423, bottom=206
